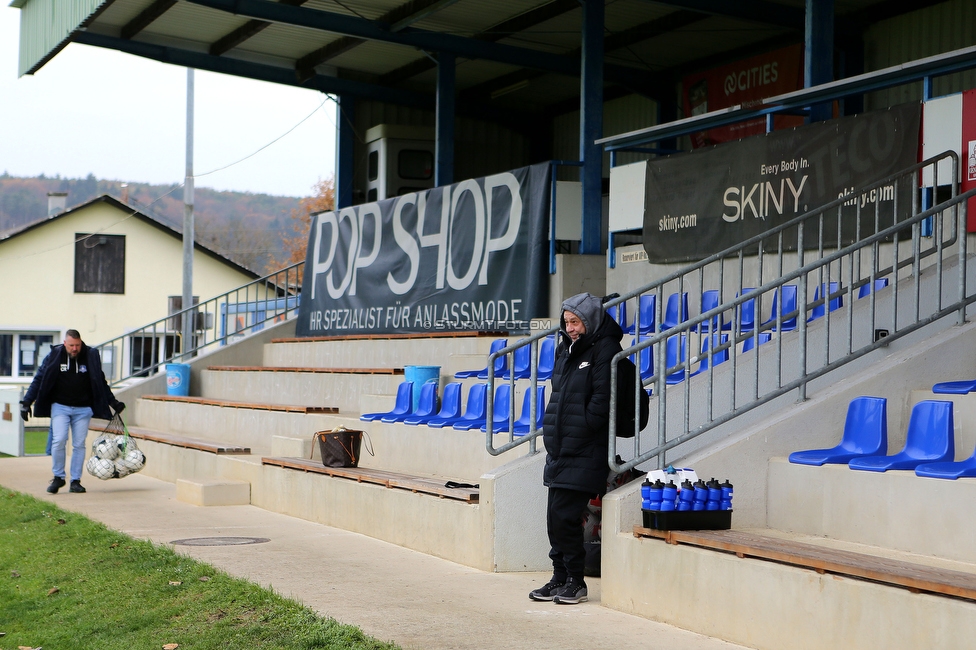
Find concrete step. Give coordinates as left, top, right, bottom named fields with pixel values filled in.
left=766, top=457, right=976, bottom=564
left=602, top=522, right=976, bottom=650
left=176, top=478, right=251, bottom=506
left=125, top=433, right=549, bottom=572
left=132, top=396, right=529, bottom=481
left=263, top=333, right=501, bottom=370
left=199, top=366, right=405, bottom=414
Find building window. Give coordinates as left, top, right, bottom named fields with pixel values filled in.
left=75, top=233, right=125, bottom=294
left=0, top=333, right=56, bottom=378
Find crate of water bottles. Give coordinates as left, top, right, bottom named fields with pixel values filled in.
left=640, top=467, right=732, bottom=531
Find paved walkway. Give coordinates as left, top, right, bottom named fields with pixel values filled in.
left=0, top=456, right=749, bottom=650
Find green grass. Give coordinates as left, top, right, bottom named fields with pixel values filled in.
left=23, top=428, right=47, bottom=455
left=0, top=487, right=400, bottom=650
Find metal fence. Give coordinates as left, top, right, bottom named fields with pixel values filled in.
left=93, top=262, right=303, bottom=386
left=486, top=152, right=976, bottom=474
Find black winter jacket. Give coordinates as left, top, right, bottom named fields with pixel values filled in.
left=23, top=344, right=117, bottom=420
left=542, top=314, right=624, bottom=494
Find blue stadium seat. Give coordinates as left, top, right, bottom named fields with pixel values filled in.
left=536, top=336, right=556, bottom=381
left=665, top=334, right=690, bottom=385
left=404, top=382, right=461, bottom=425
left=916, top=435, right=976, bottom=479
left=454, top=339, right=506, bottom=379
left=632, top=336, right=654, bottom=381
left=698, top=289, right=724, bottom=333
left=932, top=379, right=976, bottom=394
left=762, top=285, right=798, bottom=331
left=741, top=331, right=772, bottom=352
left=607, top=302, right=629, bottom=333
left=723, top=288, right=757, bottom=335
left=501, top=344, right=532, bottom=380
left=808, top=282, right=843, bottom=322
left=789, top=396, right=888, bottom=465
left=627, top=294, right=657, bottom=335
left=848, top=400, right=954, bottom=472
left=660, top=292, right=690, bottom=331
left=360, top=381, right=412, bottom=422
left=456, top=383, right=509, bottom=430
left=427, top=383, right=487, bottom=428
left=691, top=333, right=729, bottom=377
left=382, top=381, right=437, bottom=423
left=857, top=278, right=889, bottom=299
left=511, top=386, right=546, bottom=436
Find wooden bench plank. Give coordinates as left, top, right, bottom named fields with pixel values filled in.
left=634, top=525, right=976, bottom=602
left=89, top=422, right=250, bottom=455
left=141, top=395, right=338, bottom=414
left=207, top=366, right=404, bottom=375
left=262, top=456, right=479, bottom=503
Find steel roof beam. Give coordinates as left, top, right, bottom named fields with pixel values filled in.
left=636, top=0, right=803, bottom=29
left=596, top=43, right=976, bottom=150
left=210, top=0, right=310, bottom=57
left=295, top=0, right=460, bottom=82
left=73, top=31, right=433, bottom=108
left=120, top=0, right=178, bottom=40
left=184, top=0, right=656, bottom=87
left=376, top=0, right=579, bottom=87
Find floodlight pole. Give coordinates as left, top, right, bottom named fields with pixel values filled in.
left=182, top=68, right=195, bottom=361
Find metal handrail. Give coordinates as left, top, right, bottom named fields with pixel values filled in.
left=93, top=261, right=304, bottom=386
left=485, top=151, right=971, bottom=471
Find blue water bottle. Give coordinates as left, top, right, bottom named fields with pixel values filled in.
left=641, top=478, right=652, bottom=510
left=648, top=480, right=664, bottom=510
left=720, top=479, right=734, bottom=511
left=692, top=480, right=708, bottom=511
left=678, top=479, right=694, bottom=511
left=706, top=478, right=721, bottom=511
left=661, top=481, right=677, bottom=511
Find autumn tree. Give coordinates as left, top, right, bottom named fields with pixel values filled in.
left=267, top=175, right=335, bottom=272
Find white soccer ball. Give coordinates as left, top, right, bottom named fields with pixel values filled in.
left=86, top=455, right=118, bottom=480
left=115, top=448, right=146, bottom=475
left=92, top=434, right=122, bottom=461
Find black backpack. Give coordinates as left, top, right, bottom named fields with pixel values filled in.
left=615, top=356, right=649, bottom=438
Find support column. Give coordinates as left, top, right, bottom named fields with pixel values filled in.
left=805, top=0, right=834, bottom=123
left=580, top=0, right=604, bottom=255
left=335, top=94, right=355, bottom=209
left=436, top=51, right=456, bottom=187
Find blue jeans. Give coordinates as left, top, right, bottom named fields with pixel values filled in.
left=50, top=403, right=93, bottom=482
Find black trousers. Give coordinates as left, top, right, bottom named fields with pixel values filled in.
left=546, top=486, right=594, bottom=582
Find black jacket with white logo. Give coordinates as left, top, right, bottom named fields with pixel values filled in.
left=542, top=312, right=624, bottom=494
left=23, top=343, right=117, bottom=420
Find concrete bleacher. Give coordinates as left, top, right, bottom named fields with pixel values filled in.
left=113, top=321, right=549, bottom=572
left=602, top=306, right=976, bottom=650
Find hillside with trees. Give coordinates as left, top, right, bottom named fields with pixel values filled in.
left=0, top=172, right=329, bottom=273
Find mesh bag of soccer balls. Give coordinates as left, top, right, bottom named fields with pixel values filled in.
left=86, top=414, right=147, bottom=480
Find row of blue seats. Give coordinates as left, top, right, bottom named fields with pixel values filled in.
left=610, top=279, right=889, bottom=335
left=361, top=380, right=546, bottom=435
left=454, top=336, right=556, bottom=381
left=789, top=397, right=976, bottom=479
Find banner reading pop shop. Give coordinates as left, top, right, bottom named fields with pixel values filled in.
left=643, top=103, right=922, bottom=263
left=296, top=163, right=551, bottom=336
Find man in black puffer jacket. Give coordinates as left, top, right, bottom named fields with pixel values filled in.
left=529, top=292, right=623, bottom=605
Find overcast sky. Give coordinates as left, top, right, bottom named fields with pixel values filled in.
left=0, top=6, right=337, bottom=199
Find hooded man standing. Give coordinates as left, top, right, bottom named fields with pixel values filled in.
left=529, top=292, right=623, bottom=605
left=21, top=329, right=125, bottom=494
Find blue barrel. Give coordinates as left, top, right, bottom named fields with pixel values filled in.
left=166, top=363, right=191, bottom=397
left=404, top=365, right=440, bottom=410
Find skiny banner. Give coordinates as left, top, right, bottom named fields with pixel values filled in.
left=296, top=163, right=551, bottom=336
left=643, top=103, right=922, bottom=263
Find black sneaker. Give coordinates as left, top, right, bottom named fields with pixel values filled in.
left=47, top=477, right=66, bottom=494
left=528, top=578, right=566, bottom=601
left=552, top=577, right=588, bottom=604
left=69, top=480, right=86, bottom=494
